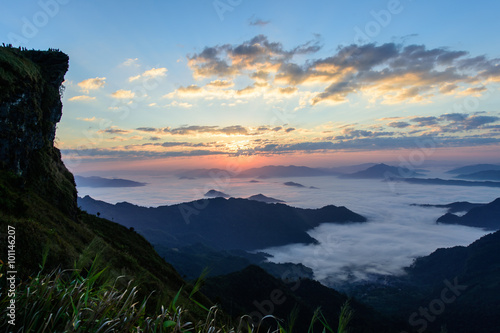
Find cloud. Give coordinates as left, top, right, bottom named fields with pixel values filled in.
left=166, top=101, right=193, bottom=108
left=69, top=95, right=96, bottom=102
left=463, top=115, right=500, bottom=130
left=177, top=85, right=202, bottom=94
left=129, top=67, right=167, bottom=82
left=77, top=77, right=106, bottom=93
left=99, top=127, right=132, bottom=134
left=61, top=147, right=225, bottom=161
left=278, top=87, right=298, bottom=94
left=165, top=125, right=249, bottom=136
left=186, top=37, right=500, bottom=106
left=122, top=58, right=139, bottom=66
left=111, top=90, right=135, bottom=99
left=249, top=18, right=270, bottom=26
left=333, top=128, right=394, bottom=140
left=136, top=127, right=158, bottom=132
left=387, top=121, right=411, bottom=128
left=77, top=117, right=97, bottom=122
left=410, top=116, right=439, bottom=127
left=206, top=79, right=234, bottom=88
left=187, top=34, right=321, bottom=79
left=458, top=86, right=487, bottom=96
left=128, top=75, right=141, bottom=82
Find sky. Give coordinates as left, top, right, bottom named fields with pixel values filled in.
left=2, top=0, right=500, bottom=172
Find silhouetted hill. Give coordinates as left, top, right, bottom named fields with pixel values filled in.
left=446, top=164, right=500, bottom=174
left=397, top=177, right=500, bottom=188
left=176, top=165, right=338, bottom=179
left=342, top=163, right=423, bottom=179
left=455, top=170, right=500, bottom=181
left=153, top=243, right=313, bottom=281
left=437, top=198, right=500, bottom=229
left=78, top=195, right=367, bottom=251
left=203, top=265, right=402, bottom=332
left=283, top=181, right=306, bottom=187
left=325, top=163, right=378, bottom=174
left=238, top=165, right=337, bottom=178
left=349, top=230, right=500, bottom=333
left=204, top=189, right=230, bottom=198
left=247, top=193, right=285, bottom=203
left=75, top=175, right=147, bottom=187
left=412, top=201, right=484, bottom=213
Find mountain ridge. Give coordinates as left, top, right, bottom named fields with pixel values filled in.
left=78, top=195, right=367, bottom=251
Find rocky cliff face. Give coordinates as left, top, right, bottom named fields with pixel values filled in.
left=0, top=47, right=76, bottom=217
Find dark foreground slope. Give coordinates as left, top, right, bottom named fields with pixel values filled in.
left=350, top=230, right=500, bottom=333
left=0, top=47, right=208, bottom=326
left=202, top=265, right=402, bottom=333
left=78, top=195, right=367, bottom=251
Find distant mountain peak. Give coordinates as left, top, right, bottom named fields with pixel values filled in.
left=204, top=189, right=230, bottom=198
left=247, top=194, right=285, bottom=203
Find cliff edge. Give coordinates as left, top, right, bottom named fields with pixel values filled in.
left=0, top=46, right=76, bottom=217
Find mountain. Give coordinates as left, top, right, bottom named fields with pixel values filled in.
left=0, top=47, right=210, bottom=327
left=238, top=165, right=337, bottom=178
left=347, top=229, right=500, bottom=333
left=78, top=195, right=367, bottom=251
left=202, top=265, right=402, bottom=332
left=412, top=201, right=485, bottom=213
left=454, top=170, right=500, bottom=181
left=436, top=197, right=500, bottom=229
left=283, top=181, right=306, bottom=187
left=153, top=243, right=313, bottom=281
left=398, top=177, right=500, bottom=188
left=75, top=175, right=147, bottom=187
left=204, top=189, right=230, bottom=198
left=342, top=163, right=423, bottom=179
left=176, top=165, right=338, bottom=179
left=247, top=193, right=285, bottom=203
left=446, top=164, right=500, bottom=174
left=325, top=163, right=378, bottom=174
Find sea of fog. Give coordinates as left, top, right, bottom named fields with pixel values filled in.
left=76, top=172, right=499, bottom=287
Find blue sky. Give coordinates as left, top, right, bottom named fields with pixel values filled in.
left=2, top=0, right=500, bottom=171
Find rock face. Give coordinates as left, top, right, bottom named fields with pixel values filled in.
left=0, top=47, right=76, bottom=217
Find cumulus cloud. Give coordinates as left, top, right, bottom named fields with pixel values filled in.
left=77, top=77, right=106, bottom=93
left=179, top=36, right=500, bottom=106
left=69, top=95, right=96, bottom=102
left=122, top=58, right=139, bottom=67
left=187, top=34, right=321, bottom=80
left=206, top=79, right=234, bottom=88
left=129, top=67, right=168, bottom=82
left=111, top=89, right=135, bottom=99
left=166, top=101, right=193, bottom=108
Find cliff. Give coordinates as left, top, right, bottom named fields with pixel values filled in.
left=0, top=46, right=76, bottom=217
left=0, top=47, right=210, bottom=324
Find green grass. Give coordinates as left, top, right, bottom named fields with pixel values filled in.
left=0, top=262, right=354, bottom=333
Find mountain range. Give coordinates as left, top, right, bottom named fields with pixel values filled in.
left=348, top=229, right=500, bottom=333
left=77, top=195, right=367, bottom=251
left=341, top=163, right=424, bottom=179
left=446, top=164, right=500, bottom=174
left=75, top=175, right=147, bottom=187
left=454, top=170, right=500, bottom=181
left=436, top=198, right=500, bottom=229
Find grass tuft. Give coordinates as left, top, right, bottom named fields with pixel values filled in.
left=0, top=264, right=352, bottom=333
